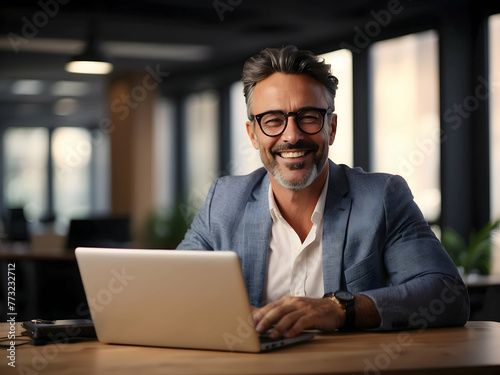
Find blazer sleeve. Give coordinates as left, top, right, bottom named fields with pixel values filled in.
left=359, top=175, right=470, bottom=331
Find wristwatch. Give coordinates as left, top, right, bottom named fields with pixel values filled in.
left=323, top=290, right=355, bottom=330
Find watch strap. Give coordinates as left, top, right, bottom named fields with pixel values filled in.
left=339, top=292, right=355, bottom=330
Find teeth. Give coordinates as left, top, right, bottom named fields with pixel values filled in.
left=280, top=151, right=306, bottom=158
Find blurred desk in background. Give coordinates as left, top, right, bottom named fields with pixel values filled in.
left=465, top=274, right=500, bottom=323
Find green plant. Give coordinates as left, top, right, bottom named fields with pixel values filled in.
left=140, top=205, right=192, bottom=249
left=441, top=220, right=500, bottom=275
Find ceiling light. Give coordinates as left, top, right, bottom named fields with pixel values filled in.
left=65, top=33, right=113, bottom=75
left=66, top=60, right=113, bottom=75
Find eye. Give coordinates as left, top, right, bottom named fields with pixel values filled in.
left=298, top=110, right=321, bottom=123
left=266, top=117, right=281, bottom=123
left=261, top=113, right=285, bottom=127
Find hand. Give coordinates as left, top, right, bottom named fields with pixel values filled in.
left=251, top=296, right=345, bottom=339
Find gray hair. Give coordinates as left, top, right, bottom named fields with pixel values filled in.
left=241, top=45, right=338, bottom=119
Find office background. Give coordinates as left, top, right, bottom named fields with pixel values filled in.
left=0, top=0, right=499, bottom=318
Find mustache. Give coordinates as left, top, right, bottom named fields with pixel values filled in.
left=271, top=140, right=319, bottom=154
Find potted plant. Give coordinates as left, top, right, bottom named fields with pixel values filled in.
left=441, top=219, right=500, bottom=276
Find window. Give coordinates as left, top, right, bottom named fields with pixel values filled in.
left=489, top=13, right=500, bottom=273
left=2, top=125, right=107, bottom=229
left=184, top=90, right=220, bottom=208
left=229, top=81, right=262, bottom=176
left=370, top=31, right=440, bottom=223
left=320, top=49, right=354, bottom=167
left=3, top=128, right=48, bottom=221
left=153, top=97, right=176, bottom=213
left=52, top=127, right=92, bottom=221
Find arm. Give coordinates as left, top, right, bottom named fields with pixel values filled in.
left=361, top=175, right=470, bottom=331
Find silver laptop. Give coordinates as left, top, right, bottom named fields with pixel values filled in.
left=75, top=247, right=315, bottom=352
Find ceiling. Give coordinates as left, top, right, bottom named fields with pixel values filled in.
left=0, top=0, right=442, bottom=80
left=0, top=0, right=497, bottom=128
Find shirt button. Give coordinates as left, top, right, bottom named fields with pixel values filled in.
left=295, top=290, right=300, bottom=296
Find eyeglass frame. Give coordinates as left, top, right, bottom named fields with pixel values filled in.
left=249, top=107, right=333, bottom=137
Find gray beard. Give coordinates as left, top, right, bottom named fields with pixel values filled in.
left=270, top=161, right=320, bottom=191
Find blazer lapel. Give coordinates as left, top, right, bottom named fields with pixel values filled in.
left=241, top=175, right=272, bottom=307
left=322, top=161, right=352, bottom=293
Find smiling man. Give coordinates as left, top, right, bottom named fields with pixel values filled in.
left=177, top=45, right=469, bottom=338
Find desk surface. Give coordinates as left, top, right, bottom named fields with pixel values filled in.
left=2, top=321, right=500, bottom=375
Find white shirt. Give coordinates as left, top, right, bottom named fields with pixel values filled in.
left=262, top=175, right=329, bottom=305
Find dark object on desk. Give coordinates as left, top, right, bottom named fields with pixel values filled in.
left=4, top=207, right=29, bottom=241
left=21, top=319, right=96, bottom=340
left=66, top=217, right=131, bottom=250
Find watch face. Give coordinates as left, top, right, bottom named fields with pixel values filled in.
left=335, top=290, right=354, bottom=302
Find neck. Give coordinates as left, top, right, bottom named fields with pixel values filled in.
left=270, top=163, right=329, bottom=241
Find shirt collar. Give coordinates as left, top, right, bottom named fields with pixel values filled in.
left=268, top=169, right=330, bottom=225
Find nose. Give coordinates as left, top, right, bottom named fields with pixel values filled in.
left=280, top=116, right=304, bottom=143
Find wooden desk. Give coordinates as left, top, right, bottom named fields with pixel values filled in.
left=2, top=321, right=500, bottom=374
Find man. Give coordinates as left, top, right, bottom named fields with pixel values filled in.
left=177, top=45, right=469, bottom=339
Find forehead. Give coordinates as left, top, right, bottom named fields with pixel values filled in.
left=252, top=73, right=328, bottom=112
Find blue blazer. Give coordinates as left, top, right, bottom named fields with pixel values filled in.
left=177, top=160, right=470, bottom=330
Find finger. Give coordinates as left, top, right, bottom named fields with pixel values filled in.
left=255, top=301, right=293, bottom=334
left=268, top=310, right=306, bottom=339
left=282, top=314, right=315, bottom=338
left=252, top=301, right=278, bottom=325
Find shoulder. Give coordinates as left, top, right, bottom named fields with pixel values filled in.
left=328, top=162, right=414, bottom=211
left=340, top=163, right=394, bottom=184
left=333, top=163, right=411, bottom=195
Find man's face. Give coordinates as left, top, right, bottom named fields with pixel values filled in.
left=246, top=73, right=337, bottom=190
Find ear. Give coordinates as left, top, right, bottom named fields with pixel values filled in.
left=328, top=113, right=337, bottom=145
left=246, top=121, right=260, bottom=150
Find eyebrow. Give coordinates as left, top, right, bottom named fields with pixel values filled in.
left=257, top=106, right=325, bottom=114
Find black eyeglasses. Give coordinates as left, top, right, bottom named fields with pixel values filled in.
left=249, top=107, right=332, bottom=137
